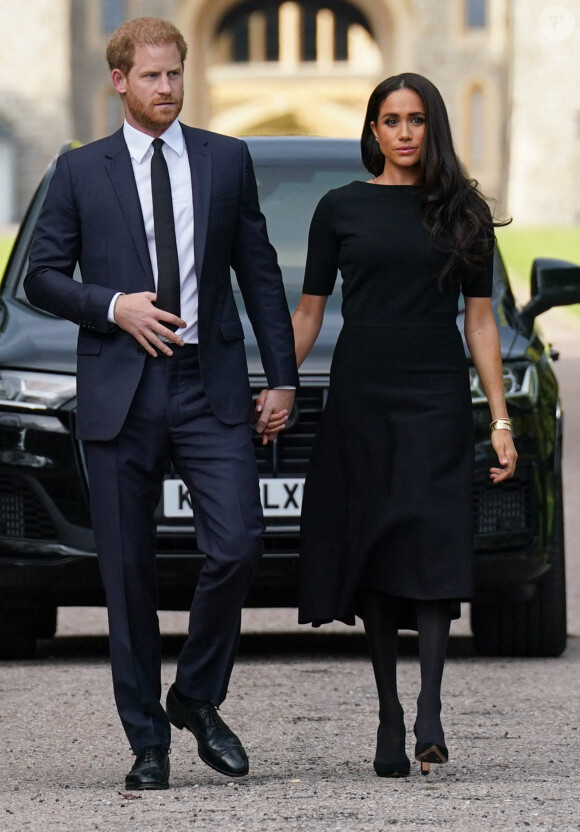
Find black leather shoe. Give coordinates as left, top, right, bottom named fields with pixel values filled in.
left=125, top=745, right=170, bottom=790
left=166, top=684, right=249, bottom=777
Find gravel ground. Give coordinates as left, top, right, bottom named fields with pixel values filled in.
left=1, top=621, right=578, bottom=832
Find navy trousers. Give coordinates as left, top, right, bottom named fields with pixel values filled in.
left=85, top=346, right=264, bottom=753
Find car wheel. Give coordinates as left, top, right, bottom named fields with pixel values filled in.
left=0, top=608, right=58, bottom=659
left=32, top=607, right=58, bottom=639
left=471, top=476, right=567, bottom=658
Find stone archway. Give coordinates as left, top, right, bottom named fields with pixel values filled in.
left=175, top=0, right=415, bottom=135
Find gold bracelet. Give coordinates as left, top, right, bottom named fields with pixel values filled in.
left=490, top=418, right=512, bottom=432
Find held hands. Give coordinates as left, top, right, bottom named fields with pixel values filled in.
left=490, top=429, right=518, bottom=483
left=114, top=292, right=186, bottom=357
left=254, top=389, right=295, bottom=446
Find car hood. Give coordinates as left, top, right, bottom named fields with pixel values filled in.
left=0, top=289, right=535, bottom=380
left=242, top=291, right=530, bottom=377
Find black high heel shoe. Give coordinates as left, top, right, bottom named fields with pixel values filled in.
left=414, top=741, right=448, bottom=775
left=373, top=758, right=411, bottom=778
left=373, top=720, right=410, bottom=778
left=413, top=725, right=448, bottom=775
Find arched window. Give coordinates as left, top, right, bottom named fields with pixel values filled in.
left=214, top=0, right=376, bottom=66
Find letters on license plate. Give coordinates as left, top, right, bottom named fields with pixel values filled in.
left=163, top=478, right=304, bottom=518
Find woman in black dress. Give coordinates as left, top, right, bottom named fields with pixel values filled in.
left=290, top=74, right=517, bottom=777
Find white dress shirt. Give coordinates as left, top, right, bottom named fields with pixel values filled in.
left=108, top=119, right=198, bottom=343
left=110, top=121, right=295, bottom=391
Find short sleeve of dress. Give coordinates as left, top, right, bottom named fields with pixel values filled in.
left=302, top=192, right=340, bottom=296
left=461, top=247, right=494, bottom=297
left=461, top=209, right=495, bottom=298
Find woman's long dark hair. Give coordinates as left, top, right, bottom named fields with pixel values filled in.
left=361, top=73, right=508, bottom=287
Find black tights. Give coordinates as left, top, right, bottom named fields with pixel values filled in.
left=360, top=589, right=406, bottom=764
left=360, top=589, right=451, bottom=761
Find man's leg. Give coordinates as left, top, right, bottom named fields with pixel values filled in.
left=164, top=355, right=263, bottom=703
left=85, top=357, right=171, bottom=754
left=162, top=349, right=263, bottom=776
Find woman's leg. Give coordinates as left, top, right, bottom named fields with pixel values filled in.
left=359, top=589, right=409, bottom=775
left=414, top=600, right=452, bottom=749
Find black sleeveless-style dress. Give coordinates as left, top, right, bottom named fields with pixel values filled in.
left=298, top=182, right=493, bottom=627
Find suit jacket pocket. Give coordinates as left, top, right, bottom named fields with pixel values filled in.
left=219, top=319, right=245, bottom=342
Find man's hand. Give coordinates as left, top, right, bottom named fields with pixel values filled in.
left=113, top=292, right=186, bottom=356
left=254, top=389, right=295, bottom=446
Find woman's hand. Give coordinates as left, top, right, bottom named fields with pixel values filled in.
left=464, top=297, right=518, bottom=483
left=490, top=429, right=518, bottom=483
left=254, top=388, right=293, bottom=445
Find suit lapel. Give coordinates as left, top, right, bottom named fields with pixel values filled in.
left=183, top=126, right=211, bottom=280
left=103, top=129, right=154, bottom=287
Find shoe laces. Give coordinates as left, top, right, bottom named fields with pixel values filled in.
left=137, top=745, right=168, bottom=764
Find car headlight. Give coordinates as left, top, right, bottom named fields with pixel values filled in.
left=0, top=370, right=76, bottom=410
left=469, top=362, right=538, bottom=407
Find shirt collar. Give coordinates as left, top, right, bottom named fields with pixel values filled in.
left=123, top=119, right=185, bottom=164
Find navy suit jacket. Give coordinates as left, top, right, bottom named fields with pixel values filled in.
left=25, top=125, right=298, bottom=441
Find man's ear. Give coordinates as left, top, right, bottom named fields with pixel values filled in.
left=111, top=69, right=127, bottom=95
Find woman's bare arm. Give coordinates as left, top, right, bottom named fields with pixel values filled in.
left=464, top=296, right=518, bottom=482
left=292, top=294, right=329, bottom=367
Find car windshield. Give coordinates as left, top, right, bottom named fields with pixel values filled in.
left=242, top=154, right=368, bottom=309
left=254, top=164, right=366, bottom=290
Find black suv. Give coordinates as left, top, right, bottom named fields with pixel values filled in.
left=1, top=137, right=579, bottom=659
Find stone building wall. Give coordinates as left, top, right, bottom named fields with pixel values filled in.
left=412, top=0, right=511, bottom=209
left=0, top=0, right=72, bottom=220
left=507, top=0, right=580, bottom=225
left=70, top=0, right=175, bottom=144
left=3, top=0, right=578, bottom=226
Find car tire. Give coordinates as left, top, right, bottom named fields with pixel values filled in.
left=0, top=607, right=58, bottom=659
left=471, top=476, right=567, bottom=658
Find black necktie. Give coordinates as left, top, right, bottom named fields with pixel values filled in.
left=151, top=138, right=181, bottom=327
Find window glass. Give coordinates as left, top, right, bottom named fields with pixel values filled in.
left=216, top=0, right=373, bottom=64
left=102, top=0, right=127, bottom=34
left=465, top=0, right=486, bottom=27
left=251, top=161, right=365, bottom=296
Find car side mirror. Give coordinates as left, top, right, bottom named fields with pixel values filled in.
left=520, top=258, right=580, bottom=326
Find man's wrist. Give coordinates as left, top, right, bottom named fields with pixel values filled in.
left=107, top=292, right=124, bottom=324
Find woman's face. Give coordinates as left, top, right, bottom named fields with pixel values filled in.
left=370, top=88, right=426, bottom=180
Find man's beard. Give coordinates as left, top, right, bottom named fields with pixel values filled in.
left=124, top=85, right=183, bottom=132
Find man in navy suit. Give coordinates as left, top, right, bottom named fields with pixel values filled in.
left=25, top=17, right=297, bottom=790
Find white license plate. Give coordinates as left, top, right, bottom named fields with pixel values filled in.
left=163, top=478, right=304, bottom=518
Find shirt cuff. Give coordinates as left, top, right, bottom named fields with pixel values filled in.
left=107, top=292, right=124, bottom=324
left=272, top=386, right=296, bottom=390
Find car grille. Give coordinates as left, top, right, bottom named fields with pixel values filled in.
left=0, top=474, right=58, bottom=540
left=250, top=385, right=535, bottom=539
left=473, top=473, right=533, bottom=535
left=75, top=387, right=533, bottom=544
left=251, top=386, right=325, bottom=475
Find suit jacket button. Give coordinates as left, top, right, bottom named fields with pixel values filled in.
left=137, top=346, right=145, bottom=355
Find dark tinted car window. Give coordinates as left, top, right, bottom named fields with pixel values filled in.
left=254, top=165, right=366, bottom=291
